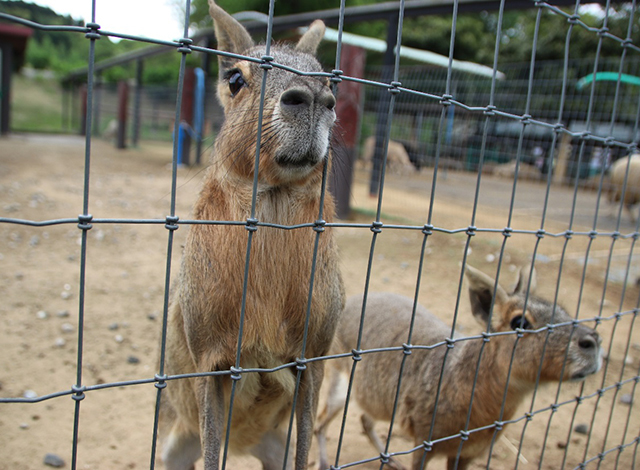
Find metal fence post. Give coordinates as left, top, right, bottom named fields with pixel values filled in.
left=332, top=44, right=366, bottom=219
left=117, top=80, right=128, bottom=149
left=133, top=59, right=144, bottom=147
left=179, top=67, right=195, bottom=165
left=369, top=14, right=399, bottom=197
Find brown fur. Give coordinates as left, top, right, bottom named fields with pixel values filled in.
left=608, top=154, right=640, bottom=223
left=316, top=266, right=602, bottom=470
left=160, top=3, right=345, bottom=470
left=361, top=136, right=414, bottom=175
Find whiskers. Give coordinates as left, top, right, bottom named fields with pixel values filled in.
left=328, top=120, right=359, bottom=212
left=215, top=114, right=282, bottom=185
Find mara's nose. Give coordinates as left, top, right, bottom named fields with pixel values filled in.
left=578, top=331, right=600, bottom=351
left=280, top=88, right=336, bottom=111
left=281, top=88, right=313, bottom=109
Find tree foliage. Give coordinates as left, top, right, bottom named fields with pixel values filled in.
left=3, top=0, right=639, bottom=82
left=402, top=5, right=639, bottom=66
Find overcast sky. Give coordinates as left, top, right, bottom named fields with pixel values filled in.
left=25, top=1, right=606, bottom=43
left=28, top=0, right=187, bottom=41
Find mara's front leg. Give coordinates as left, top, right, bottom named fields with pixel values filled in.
left=197, top=374, right=226, bottom=470
left=295, top=360, right=325, bottom=470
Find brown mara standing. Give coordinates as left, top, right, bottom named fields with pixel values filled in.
left=159, top=2, right=345, bottom=469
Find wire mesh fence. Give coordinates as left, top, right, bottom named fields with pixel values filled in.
left=0, top=1, right=639, bottom=470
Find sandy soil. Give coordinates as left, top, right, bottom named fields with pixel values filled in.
left=0, top=134, right=639, bottom=470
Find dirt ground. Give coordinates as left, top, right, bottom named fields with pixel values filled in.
left=1, top=134, right=639, bottom=470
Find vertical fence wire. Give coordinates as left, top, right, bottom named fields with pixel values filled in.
left=220, top=0, right=276, bottom=467
left=148, top=0, right=193, bottom=467
left=70, top=1, right=99, bottom=469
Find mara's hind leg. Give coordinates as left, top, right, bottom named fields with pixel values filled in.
left=295, top=361, right=325, bottom=470
left=161, top=419, right=201, bottom=470
left=315, top=366, right=348, bottom=470
left=250, top=428, right=292, bottom=470
left=198, top=374, right=226, bottom=470
left=360, top=414, right=406, bottom=470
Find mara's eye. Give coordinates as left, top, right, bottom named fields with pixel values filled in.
left=228, top=70, right=245, bottom=97
left=510, top=314, right=533, bottom=330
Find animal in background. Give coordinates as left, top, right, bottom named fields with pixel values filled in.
left=361, top=136, right=415, bottom=174
left=160, top=2, right=345, bottom=469
left=316, top=265, right=602, bottom=470
left=608, top=154, right=640, bottom=223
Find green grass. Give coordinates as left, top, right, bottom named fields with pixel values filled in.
left=11, top=74, right=66, bottom=133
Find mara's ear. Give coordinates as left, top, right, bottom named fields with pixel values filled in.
left=295, top=19, right=326, bottom=55
left=209, top=0, right=254, bottom=76
left=513, top=265, right=537, bottom=296
left=465, top=265, right=509, bottom=328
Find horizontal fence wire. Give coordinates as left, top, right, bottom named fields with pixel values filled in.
left=1, top=1, right=640, bottom=470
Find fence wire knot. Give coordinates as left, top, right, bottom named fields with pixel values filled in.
left=71, top=385, right=86, bottom=401
left=245, top=217, right=259, bottom=232
left=295, top=357, right=308, bottom=371
left=388, top=81, right=402, bottom=95
left=422, top=224, right=433, bottom=236
left=370, top=221, right=383, bottom=233
left=484, top=105, right=496, bottom=116
left=351, top=349, right=363, bottom=362
left=379, top=452, right=391, bottom=464
left=230, top=366, right=242, bottom=381
left=77, top=214, right=93, bottom=230
left=579, top=131, right=591, bottom=142
left=567, top=14, right=579, bottom=25
left=260, top=55, right=274, bottom=70
left=466, top=226, right=477, bottom=237
left=520, top=114, right=531, bottom=125
left=402, top=343, right=412, bottom=355
left=459, top=430, right=470, bottom=441
left=165, top=215, right=179, bottom=231
left=445, top=337, right=456, bottom=349
left=482, top=331, right=491, bottom=343
left=536, top=229, right=546, bottom=239
left=85, top=22, right=100, bottom=40
left=313, top=219, right=326, bottom=233
left=502, top=227, right=512, bottom=238
left=331, top=69, right=343, bottom=83
left=422, top=441, right=433, bottom=452
left=440, top=94, right=453, bottom=107
left=154, top=374, right=168, bottom=389
left=564, top=229, right=573, bottom=240
left=177, top=38, right=193, bottom=54
left=494, top=420, right=504, bottom=431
